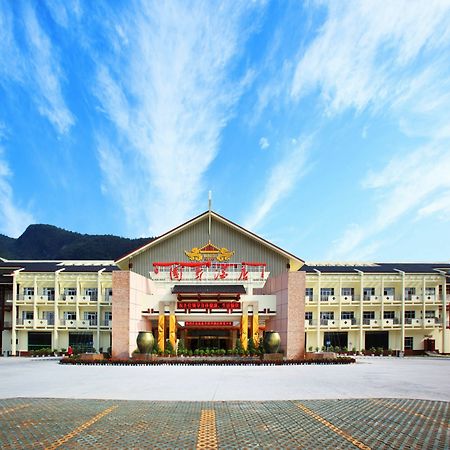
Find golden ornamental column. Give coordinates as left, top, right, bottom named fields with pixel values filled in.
left=158, top=313, right=165, bottom=352
left=169, top=314, right=176, bottom=349
left=240, top=310, right=248, bottom=351
left=252, top=312, right=259, bottom=346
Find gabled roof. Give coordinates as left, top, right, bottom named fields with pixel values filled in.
left=115, top=210, right=304, bottom=265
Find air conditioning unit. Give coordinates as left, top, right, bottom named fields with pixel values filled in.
left=411, top=318, right=421, bottom=325
left=327, top=319, right=337, bottom=326
left=328, top=295, right=337, bottom=302
left=370, top=295, right=380, bottom=302
left=38, top=295, right=48, bottom=301
left=25, top=295, right=34, bottom=301
left=340, top=295, right=352, bottom=302
left=24, top=319, right=34, bottom=326
left=412, top=295, right=421, bottom=302
left=370, top=319, right=379, bottom=326
left=383, top=319, right=393, bottom=326
left=424, top=318, right=435, bottom=326
left=425, top=295, right=435, bottom=302
left=383, top=295, right=394, bottom=302
left=79, top=295, right=91, bottom=302
left=65, top=320, right=77, bottom=327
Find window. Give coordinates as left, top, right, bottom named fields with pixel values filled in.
left=104, top=311, right=112, bottom=325
left=425, top=287, right=435, bottom=299
left=23, top=287, right=34, bottom=296
left=43, top=287, right=55, bottom=300
left=384, top=287, right=395, bottom=296
left=404, top=310, right=416, bottom=319
left=64, top=288, right=77, bottom=298
left=425, top=310, right=436, bottom=318
left=305, top=288, right=313, bottom=299
left=84, top=288, right=98, bottom=301
left=383, top=311, right=395, bottom=319
left=105, top=288, right=113, bottom=298
left=363, top=287, right=375, bottom=300
left=320, top=288, right=334, bottom=301
left=405, top=287, right=416, bottom=300
left=63, top=311, right=76, bottom=320
left=42, top=311, right=55, bottom=325
left=305, top=312, right=313, bottom=320
left=22, top=311, right=33, bottom=320
left=341, top=287, right=354, bottom=297
left=363, top=311, right=375, bottom=324
left=404, top=337, right=413, bottom=350
left=84, top=311, right=97, bottom=326
left=320, top=312, right=334, bottom=324
left=341, top=311, right=354, bottom=319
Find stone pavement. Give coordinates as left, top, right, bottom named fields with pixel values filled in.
left=0, top=397, right=449, bottom=449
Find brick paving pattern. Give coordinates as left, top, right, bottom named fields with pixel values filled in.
left=0, top=398, right=448, bottom=449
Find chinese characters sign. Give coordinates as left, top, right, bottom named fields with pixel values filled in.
left=177, top=301, right=241, bottom=311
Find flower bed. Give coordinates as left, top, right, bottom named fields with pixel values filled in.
left=60, top=356, right=355, bottom=366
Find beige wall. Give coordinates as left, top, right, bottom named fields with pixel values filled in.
left=263, top=271, right=305, bottom=358
left=112, top=271, right=153, bottom=358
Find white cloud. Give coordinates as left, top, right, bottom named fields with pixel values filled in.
left=244, top=137, right=311, bottom=231
left=328, top=142, right=450, bottom=259
left=291, top=1, right=450, bottom=115
left=23, top=3, right=74, bottom=134
left=94, top=1, right=262, bottom=236
left=0, top=148, right=34, bottom=238
left=291, top=1, right=450, bottom=259
left=259, top=137, right=269, bottom=149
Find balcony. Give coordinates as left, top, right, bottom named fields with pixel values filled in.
left=100, top=320, right=112, bottom=328
left=100, top=295, right=113, bottom=304
left=320, top=295, right=338, bottom=303
left=320, top=319, right=337, bottom=327
left=340, top=318, right=357, bottom=327
left=405, top=318, right=421, bottom=326
left=17, top=319, right=34, bottom=327
left=36, top=295, right=54, bottom=303
left=363, top=318, right=380, bottom=326
left=423, top=317, right=439, bottom=327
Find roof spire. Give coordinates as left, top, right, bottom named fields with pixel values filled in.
left=208, top=190, right=212, bottom=236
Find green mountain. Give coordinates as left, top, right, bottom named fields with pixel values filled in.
left=0, top=225, right=154, bottom=260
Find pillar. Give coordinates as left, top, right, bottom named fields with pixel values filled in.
left=158, top=313, right=165, bottom=352
left=240, top=312, right=248, bottom=351
left=252, top=312, right=259, bottom=346
left=169, top=314, right=176, bottom=349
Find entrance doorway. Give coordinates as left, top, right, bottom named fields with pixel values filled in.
left=324, top=332, right=348, bottom=349
left=186, top=329, right=232, bottom=350
left=365, top=331, right=389, bottom=350
left=28, top=332, right=52, bottom=350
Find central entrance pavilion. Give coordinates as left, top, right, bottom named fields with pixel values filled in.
left=111, top=210, right=305, bottom=359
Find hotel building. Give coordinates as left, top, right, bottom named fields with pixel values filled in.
left=0, top=211, right=449, bottom=357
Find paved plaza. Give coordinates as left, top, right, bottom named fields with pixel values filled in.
left=0, top=357, right=449, bottom=449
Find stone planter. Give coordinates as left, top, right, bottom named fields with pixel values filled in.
left=80, top=353, right=104, bottom=361
left=263, top=331, right=281, bottom=354
left=136, top=331, right=154, bottom=354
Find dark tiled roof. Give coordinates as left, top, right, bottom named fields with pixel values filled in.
left=172, top=284, right=246, bottom=294
left=0, top=260, right=119, bottom=273
left=301, top=262, right=450, bottom=274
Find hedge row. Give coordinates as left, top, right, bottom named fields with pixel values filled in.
left=60, top=356, right=356, bottom=366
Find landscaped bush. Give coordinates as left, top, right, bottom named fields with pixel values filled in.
left=60, top=356, right=356, bottom=366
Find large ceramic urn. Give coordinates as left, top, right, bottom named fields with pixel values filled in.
left=136, top=331, right=154, bottom=354
left=263, top=331, right=281, bottom=354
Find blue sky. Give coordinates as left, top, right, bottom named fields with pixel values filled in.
left=1, top=1, right=450, bottom=262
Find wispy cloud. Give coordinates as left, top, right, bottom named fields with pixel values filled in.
left=94, top=1, right=262, bottom=236
left=259, top=137, right=269, bottom=150
left=290, top=1, right=450, bottom=259
left=244, top=137, right=311, bottom=231
left=0, top=146, right=34, bottom=238
left=328, top=141, right=450, bottom=259
left=23, top=3, right=75, bottom=134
